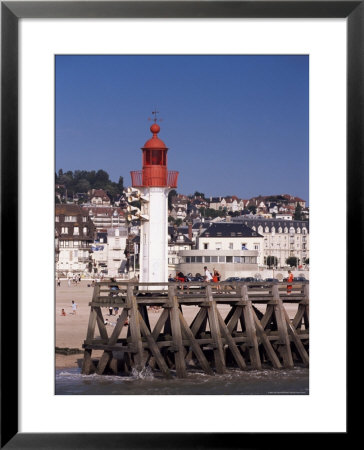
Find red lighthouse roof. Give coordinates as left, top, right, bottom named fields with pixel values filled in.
left=142, top=123, right=168, bottom=150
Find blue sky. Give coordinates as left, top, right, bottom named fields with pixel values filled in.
left=56, top=55, right=309, bottom=202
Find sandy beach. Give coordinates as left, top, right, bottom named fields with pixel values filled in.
left=56, top=280, right=298, bottom=369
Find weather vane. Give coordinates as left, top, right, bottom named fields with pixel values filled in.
left=148, top=109, right=163, bottom=123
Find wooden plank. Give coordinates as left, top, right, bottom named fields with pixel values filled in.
left=96, top=350, right=112, bottom=375
left=252, top=311, right=282, bottom=369
left=81, top=349, right=95, bottom=375
left=138, top=311, right=172, bottom=378
left=261, top=304, right=274, bottom=330
left=292, top=304, right=305, bottom=329
left=178, top=310, right=214, bottom=376
left=227, top=306, right=243, bottom=333
left=272, top=285, right=294, bottom=368
left=85, top=308, right=97, bottom=344
left=206, top=286, right=226, bottom=374
left=240, top=285, right=261, bottom=369
left=127, top=285, right=144, bottom=371
left=151, top=308, right=169, bottom=340
left=282, top=307, right=309, bottom=366
left=216, top=309, right=246, bottom=369
left=169, top=286, right=187, bottom=378
left=94, top=306, right=109, bottom=341
left=108, top=309, right=129, bottom=346
left=190, top=307, right=208, bottom=336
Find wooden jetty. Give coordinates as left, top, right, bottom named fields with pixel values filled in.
left=81, top=280, right=309, bottom=377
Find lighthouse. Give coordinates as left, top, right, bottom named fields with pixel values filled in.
left=127, top=119, right=178, bottom=288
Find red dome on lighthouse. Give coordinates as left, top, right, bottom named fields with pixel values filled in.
left=130, top=119, right=178, bottom=188
left=142, top=123, right=168, bottom=150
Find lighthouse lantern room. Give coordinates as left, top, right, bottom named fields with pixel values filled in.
left=128, top=121, right=178, bottom=288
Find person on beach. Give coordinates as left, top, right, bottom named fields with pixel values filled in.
left=287, top=270, right=294, bottom=295
left=204, top=266, right=213, bottom=282
left=57, top=278, right=61, bottom=287
left=61, top=309, right=66, bottom=316
left=71, top=300, right=77, bottom=314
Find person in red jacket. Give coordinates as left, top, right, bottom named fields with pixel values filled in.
left=287, top=270, right=294, bottom=294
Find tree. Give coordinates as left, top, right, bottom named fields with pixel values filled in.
left=266, top=256, right=278, bottom=268
left=94, top=169, right=109, bottom=188
left=117, top=176, right=124, bottom=195
left=168, top=189, right=178, bottom=210
left=294, top=202, right=303, bottom=220
left=194, top=191, right=205, bottom=199
left=75, top=178, right=91, bottom=193
left=286, top=256, right=299, bottom=267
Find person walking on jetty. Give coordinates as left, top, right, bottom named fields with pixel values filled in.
left=204, top=266, right=213, bottom=282
left=71, top=300, right=77, bottom=314
left=287, top=270, right=294, bottom=295
left=213, top=268, right=221, bottom=292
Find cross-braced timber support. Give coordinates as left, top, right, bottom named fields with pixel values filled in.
left=81, top=280, right=309, bottom=377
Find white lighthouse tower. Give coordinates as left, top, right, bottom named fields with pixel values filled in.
left=128, top=120, right=178, bottom=288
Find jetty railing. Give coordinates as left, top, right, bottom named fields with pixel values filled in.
left=81, top=280, right=309, bottom=377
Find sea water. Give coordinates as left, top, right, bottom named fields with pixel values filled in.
left=55, top=366, right=309, bottom=395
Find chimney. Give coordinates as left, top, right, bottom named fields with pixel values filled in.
left=188, top=222, right=193, bottom=240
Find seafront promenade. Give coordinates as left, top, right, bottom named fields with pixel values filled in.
left=55, top=279, right=300, bottom=369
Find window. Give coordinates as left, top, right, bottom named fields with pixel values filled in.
left=74, top=227, right=79, bottom=236
left=254, top=244, right=260, bottom=250
left=218, top=256, right=225, bottom=263
left=55, top=216, right=59, bottom=222
left=65, top=216, right=76, bottom=222
left=196, top=256, right=203, bottom=263
left=211, top=256, right=218, bottom=262
left=226, top=256, right=233, bottom=263
left=185, top=257, right=191, bottom=263
left=74, top=241, right=79, bottom=247
left=151, top=150, right=163, bottom=165
left=82, top=217, right=87, bottom=222
left=203, top=243, right=209, bottom=250
left=229, top=242, right=233, bottom=249
left=204, top=256, right=211, bottom=263
left=61, top=227, right=68, bottom=234
left=234, top=256, right=241, bottom=263
left=215, top=242, right=222, bottom=250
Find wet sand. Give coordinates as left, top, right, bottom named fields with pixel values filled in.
left=55, top=280, right=298, bottom=369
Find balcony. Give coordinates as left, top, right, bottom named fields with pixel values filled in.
left=131, top=170, right=178, bottom=188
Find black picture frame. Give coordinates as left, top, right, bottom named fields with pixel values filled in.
left=1, top=1, right=356, bottom=448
